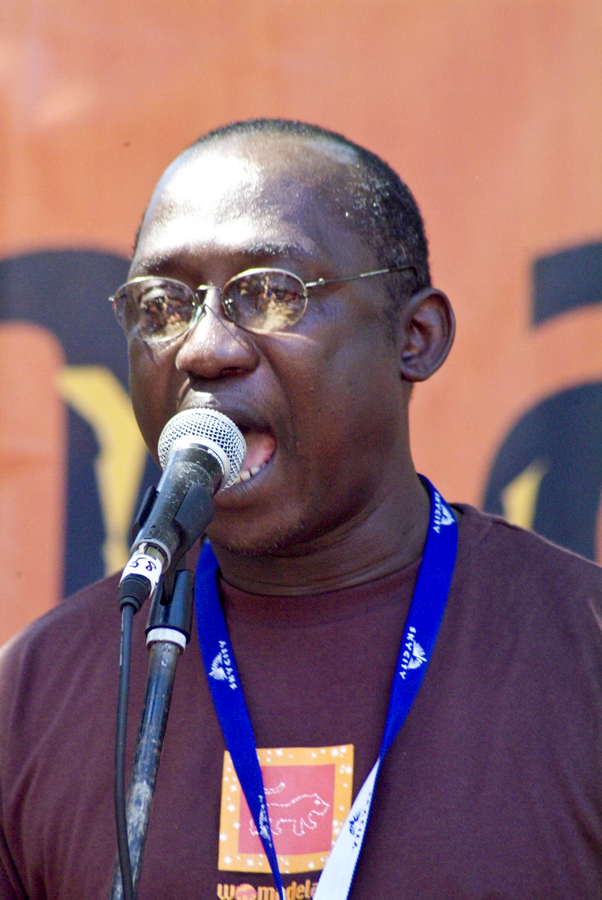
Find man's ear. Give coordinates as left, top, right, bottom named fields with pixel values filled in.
left=397, top=287, right=455, bottom=382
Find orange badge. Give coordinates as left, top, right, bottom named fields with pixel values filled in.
left=218, top=745, right=354, bottom=875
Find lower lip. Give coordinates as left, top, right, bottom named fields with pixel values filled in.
left=218, top=450, right=276, bottom=503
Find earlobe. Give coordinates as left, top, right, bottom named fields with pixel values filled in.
left=398, top=288, right=455, bottom=382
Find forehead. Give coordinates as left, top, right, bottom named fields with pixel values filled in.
left=134, top=134, right=374, bottom=273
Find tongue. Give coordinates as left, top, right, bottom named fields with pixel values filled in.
left=242, top=431, right=276, bottom=471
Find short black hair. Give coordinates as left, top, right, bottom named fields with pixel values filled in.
left=188, top=119, right=431, bottom=309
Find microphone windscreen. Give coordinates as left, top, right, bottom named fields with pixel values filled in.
left=157, top=409, right=246, bottom=488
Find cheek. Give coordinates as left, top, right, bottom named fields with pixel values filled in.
left=277, top=338, right=393, bottom=466
left=128, top=342, right=177, bottom=456
left=327, top=366, right=402, bottom=483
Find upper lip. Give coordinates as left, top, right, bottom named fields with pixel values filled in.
left=178, top=396, right=275, bottom=438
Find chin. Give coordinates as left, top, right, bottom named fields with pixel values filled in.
left=206, top=508, right=316, bottom=559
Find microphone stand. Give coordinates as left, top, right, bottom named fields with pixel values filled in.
left=108, top=408, right=245, bottom=899
left=109, top=567, right=194, bottom=900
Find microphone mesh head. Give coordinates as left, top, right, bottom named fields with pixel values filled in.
left=158, top=409, right=246, bottom=488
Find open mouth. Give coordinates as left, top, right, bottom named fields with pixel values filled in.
left=229, top=429, right=277, bottom=486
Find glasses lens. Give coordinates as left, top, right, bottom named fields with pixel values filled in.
left=113, top=278, right=196, bottom=341
left=222, top=269, right=307, bottom=332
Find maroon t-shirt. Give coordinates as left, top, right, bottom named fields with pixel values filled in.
left=1, top=506, right=601, bottom=899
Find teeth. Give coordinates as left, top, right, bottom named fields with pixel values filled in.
left=230, top=462, right=267, bottom=487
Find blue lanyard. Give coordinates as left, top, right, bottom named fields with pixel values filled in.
left=195, top=477, right=458, bottom=900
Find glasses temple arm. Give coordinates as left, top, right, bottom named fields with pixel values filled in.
left=305, top=264, right=417, bottom=290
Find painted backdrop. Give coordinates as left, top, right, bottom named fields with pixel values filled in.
left=0, top=0, right=601, bottom=645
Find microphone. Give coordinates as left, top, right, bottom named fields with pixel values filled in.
left=119, top=409, right=246, bottom=611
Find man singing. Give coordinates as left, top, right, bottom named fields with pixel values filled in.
left=1, top=120, right=601, bottom=899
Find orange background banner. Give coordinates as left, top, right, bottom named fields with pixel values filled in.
left=1, top=0, right=601, bottom=644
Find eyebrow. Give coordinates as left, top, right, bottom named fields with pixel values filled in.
left=241, top=239, right=317, bottom=260
left=137, top=239, right=318, bottom=276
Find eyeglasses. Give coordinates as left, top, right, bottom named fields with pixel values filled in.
left=110, top=263, right=417, bottom=342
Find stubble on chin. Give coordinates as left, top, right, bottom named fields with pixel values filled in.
left=207, top=507, right=324, bottom=560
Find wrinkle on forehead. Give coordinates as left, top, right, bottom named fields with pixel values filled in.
left=136, top=133, right=370, bottom=272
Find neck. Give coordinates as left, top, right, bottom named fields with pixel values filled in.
left=210, top=471, right=431, bottom=596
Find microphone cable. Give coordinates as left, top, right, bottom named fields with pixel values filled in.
left=115, top=603, right=135, bottom=900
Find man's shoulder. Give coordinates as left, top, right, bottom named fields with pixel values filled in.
left=0, top=573, right=128, bottom=767
left=458, top=503, right=602, bottom=575
left=0, top=573, right=122, bottom=682
left=455, top=503, right=602, bottom=625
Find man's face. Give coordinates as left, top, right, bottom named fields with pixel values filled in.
left=129, top=134, right=411, bottom=556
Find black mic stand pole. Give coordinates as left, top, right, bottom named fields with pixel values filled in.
left=110, top=482, right=214, bottom=900
left=109, top=567, right=194, bottom=900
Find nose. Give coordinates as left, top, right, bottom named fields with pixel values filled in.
left=174, top=289, right=260, bottom=380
